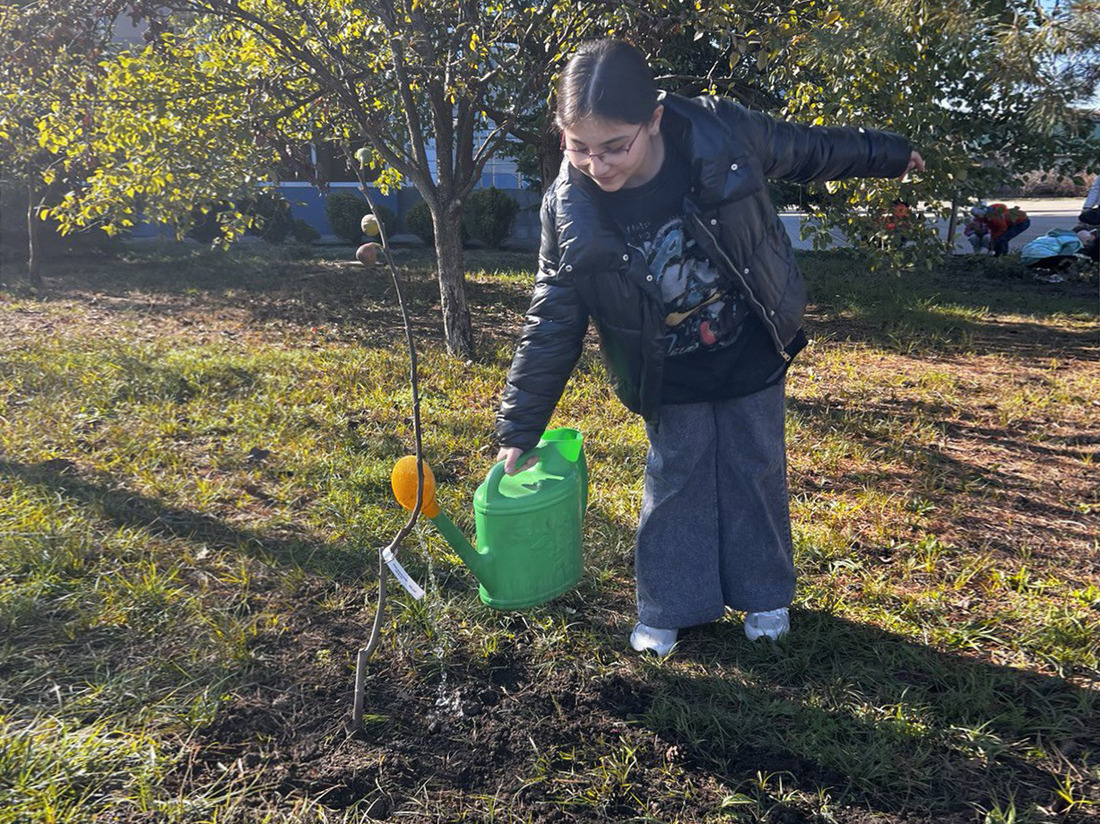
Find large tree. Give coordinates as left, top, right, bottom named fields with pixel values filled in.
left=516, top=0, right=1099, bottom=262
left=0, top=0, right=130, bottom=286
left=45, top=0, right=578, bottom=358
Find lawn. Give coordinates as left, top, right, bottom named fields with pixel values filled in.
left=0, top=243, right=1097, bottom=823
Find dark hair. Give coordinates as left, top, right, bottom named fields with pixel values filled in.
left=555, top=39, right=658, bottom=129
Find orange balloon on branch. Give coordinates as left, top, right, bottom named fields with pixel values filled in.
left=391, top=456, right=440, bottom=518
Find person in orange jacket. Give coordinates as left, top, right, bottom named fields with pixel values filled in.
left=981, top=203, right=1031, bottom=256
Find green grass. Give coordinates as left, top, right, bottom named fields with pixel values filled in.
left=0, top=243, right=1097, bottom=823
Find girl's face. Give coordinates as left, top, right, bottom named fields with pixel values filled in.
left=560, top=106, right=664, bottom=192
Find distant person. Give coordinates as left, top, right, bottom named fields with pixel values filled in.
left=494, top=38, right=924, bottom=658
left=981, top=203, right=1031, bottom=256
left=1080, top=175, right=1100, bottom=227
left=963, top=205, right=992, bottom=253
left=1077, top=225, right=1099, bottom=261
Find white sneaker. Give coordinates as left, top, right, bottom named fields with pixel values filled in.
left=744, top=608, right=790, bottom=641
left=630, top=622, right=678, bottom=657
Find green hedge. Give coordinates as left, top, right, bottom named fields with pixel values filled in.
left=325, top=191, right=396, bottom=243
left=463, top=187, right=519, bottom=248
left=405, top=200, right=434, bottom=244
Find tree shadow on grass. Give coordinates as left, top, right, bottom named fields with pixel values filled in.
left=606, top=609, right=1099, bottom=820
left=0, top=462, right=402, bottom=777
left=800, top=254, right=1097, bottom=362
left=806, top=305, right=1098, bottom=363
left=25, top=249, right=1095, bottom=368
left=28, top=248, right=536, bottom=359
left=25, top=251, right=443, bottom=346
left=0, top=455, right=395, bottom=713
left=785, top=394, right=1096, bottom=561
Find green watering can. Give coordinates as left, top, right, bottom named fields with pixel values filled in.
left=390, top=428, right=587, bottom=610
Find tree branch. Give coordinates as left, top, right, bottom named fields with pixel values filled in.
left=377, top=0, right=435, bottom=202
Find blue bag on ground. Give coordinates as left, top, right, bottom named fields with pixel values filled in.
left=1020, top=230, right=1082, bottom=267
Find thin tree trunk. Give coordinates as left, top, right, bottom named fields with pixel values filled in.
left=27, top=183, right=42, bottom=289
left=945, top=191, right=960, bottom=251
left=432, top=202, right=473, bottom=359
left=539, top=119, right=563, bottom=190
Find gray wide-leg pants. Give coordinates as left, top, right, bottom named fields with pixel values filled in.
left=635, top=381, right=795, bottom=629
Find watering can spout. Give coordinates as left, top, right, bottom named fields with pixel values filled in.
left=389, top=455, right=491, bottom=583
left=429, top=510, right=490, bottom=580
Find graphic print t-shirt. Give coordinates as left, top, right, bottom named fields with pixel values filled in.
left=596, top=137, right=790, bottom=403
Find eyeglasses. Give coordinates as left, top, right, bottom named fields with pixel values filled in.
left=560, top=123, right=646, bottom=165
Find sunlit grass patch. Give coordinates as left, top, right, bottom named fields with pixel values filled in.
left=0, top=716, right=167, bottom=822
left=0, top=715, right=274, bottom=824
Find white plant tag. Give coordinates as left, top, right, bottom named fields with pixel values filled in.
left=382, top=547, right=425, bottom=600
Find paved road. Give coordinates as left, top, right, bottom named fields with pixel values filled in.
left=780, top=197, right=1089, bottom=253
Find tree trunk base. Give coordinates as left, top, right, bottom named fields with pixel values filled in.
left=432, top=209, right=474, bottom=359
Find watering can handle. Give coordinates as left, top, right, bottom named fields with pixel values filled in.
left=485, top=446, right=543, bottom=502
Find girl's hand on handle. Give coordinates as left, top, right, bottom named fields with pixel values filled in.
left=497, top=446, right=538, bottom=476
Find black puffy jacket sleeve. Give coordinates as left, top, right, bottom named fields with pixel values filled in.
left=495, top=183, right=589, bottom=452
left=712, top=98, right=912, bottom=183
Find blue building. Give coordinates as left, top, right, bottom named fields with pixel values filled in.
left=270, top=139, right=537, bottom=245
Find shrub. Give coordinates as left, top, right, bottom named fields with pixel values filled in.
left=405, top=200, right=434, bottom=245
left=324, top=191, right=395, bottom=243
left=186, top=201, right=233, bottom=244
left=463, top=187, right=519, bottom=248
left=290, top=218, right=320, bottom=244
left=244, top=191, right=294, bottom=244
left=0, top=185, right=124, bottom=262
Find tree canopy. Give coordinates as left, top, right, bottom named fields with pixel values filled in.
left=9, top=0, right=1099, bottom=335
left=88, top=0, right=571, bottom=357
left=674, top=0, right=1099, bottom=260
left=0, top=0, right=131, bottom=283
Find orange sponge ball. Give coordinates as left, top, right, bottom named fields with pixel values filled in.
left=391, top=455, right=440, bottom=518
